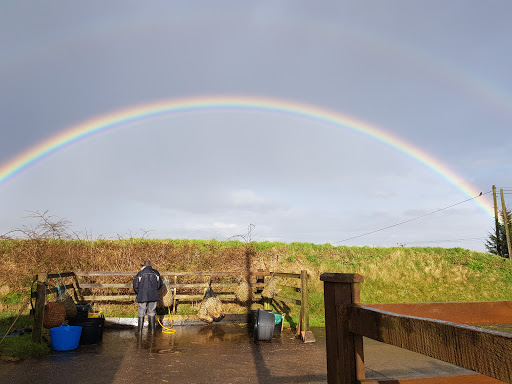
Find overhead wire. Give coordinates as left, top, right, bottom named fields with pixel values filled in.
left=400, top=237, right=485, bottom=245
left=332, top=191, right=492, bottom=245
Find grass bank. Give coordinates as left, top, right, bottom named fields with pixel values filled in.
left=1, top=239, right=511, bottom=356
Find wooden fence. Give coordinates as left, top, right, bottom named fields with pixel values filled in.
left=32, top=270, right=311, bottom=342
left=320, top=272, right=512, bottom=384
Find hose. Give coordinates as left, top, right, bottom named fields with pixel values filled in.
left=157, top=307, right=176, bottom=334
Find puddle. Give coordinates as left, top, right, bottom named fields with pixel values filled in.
left=154, top=346, right=186, bottom=354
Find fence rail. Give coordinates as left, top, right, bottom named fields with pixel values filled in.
left=74, top=271, right=270, bottom=277
left=320, top=272, right=512, bottom=384
left=363, top=301, right=512, bottom=325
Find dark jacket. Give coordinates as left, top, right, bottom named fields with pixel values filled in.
left=133, top=266, right=163, bottom=303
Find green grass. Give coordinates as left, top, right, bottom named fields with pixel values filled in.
left=0, top=292, right=25, bottom=305
left=279, top=245, right=512, bottom=325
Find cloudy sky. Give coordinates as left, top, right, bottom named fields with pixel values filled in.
left=1, top=1, right=511, bottom=251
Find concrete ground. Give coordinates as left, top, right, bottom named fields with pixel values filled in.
left=0, top=323, right=495, bottom=384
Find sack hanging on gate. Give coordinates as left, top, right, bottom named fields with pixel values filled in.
left=158, top=278, right=174, bottom=308
left=261, top=275, right=278, bottom=299
left=234, top=275, right=252, bottom=302
left=56, top=285, right=77, bottom=319
left=197, top=283, right=224, bottom=323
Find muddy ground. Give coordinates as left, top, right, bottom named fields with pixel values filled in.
left=0, top=324, right=481, bottom=384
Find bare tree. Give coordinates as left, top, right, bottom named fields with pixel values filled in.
left=5, top=210, right=76, bottom=240
left=228, top=223, right=256, bottom=243
left=139, top=229, right=154, bottom=239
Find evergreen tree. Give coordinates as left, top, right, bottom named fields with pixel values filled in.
left=486, top=207, right=511, bottom=258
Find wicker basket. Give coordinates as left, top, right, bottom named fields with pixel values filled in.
left=158, top=279, right=174, bottom=308
left=234, top=277, right=252, bottom=302
left=261, top=275, right=278, bottom=299
left=43, top=302, right=66, bottom=329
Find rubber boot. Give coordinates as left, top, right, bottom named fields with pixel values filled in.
left=149, top=315, right=156, bottom=333
left=138, top=316, right=144, bottom=334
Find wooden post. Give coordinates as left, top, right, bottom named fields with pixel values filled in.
left=493, top=185, right=501, bottom=256
left=320, top=273, right=365, bottom=384
left=32, top=272, right=47, bottom=343
left=173, top=275, right=177, bottom=314
left=500, top=189, right=512, bottom=258
left=257, top=269, right=268, bottom=310
left=300, top=270, right=309, bottom=332
left=256, top=269, right=264, bottom=293
left=263, top=274, right=271, bottom=310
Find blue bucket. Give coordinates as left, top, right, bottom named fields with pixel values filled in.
left=50, top=324, right=82, bottom=351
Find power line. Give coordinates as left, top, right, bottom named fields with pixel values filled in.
left=332, top=191, right=492, bottom=245
left=401, top=237, right=485, bottom=245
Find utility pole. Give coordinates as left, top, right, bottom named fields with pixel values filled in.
left=500, top=188, right=512, bottom=259
left=493, top=185, right=501, bottom=256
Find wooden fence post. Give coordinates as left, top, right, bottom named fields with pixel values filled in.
left=300, top=270, right=309, bottom=332
left=32, top=272, right=47, bottom=343
left=320, top=272, right=365, bottom=384
left=173, top=275, right=177, bottom=315
left=256, top=269, right=264, bottom=293
left=257, top=269, right=270, bottom=310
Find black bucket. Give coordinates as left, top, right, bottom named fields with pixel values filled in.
left=253, top=309, right=275, bottom=341
left=74, top=317, right=105, bottom=345
left=71, top=304, right=91, bottom=323
left=76, top=303, right=91, bottom=313
left=273, top=313, right=283, bottom=337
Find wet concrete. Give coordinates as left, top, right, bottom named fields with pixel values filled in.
left=0, top=324, right=482, bottom=384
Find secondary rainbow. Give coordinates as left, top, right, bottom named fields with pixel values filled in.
left=0, top=95, right=493, bottom=218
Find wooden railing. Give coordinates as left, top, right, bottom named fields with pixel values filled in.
left=32, top=269, right=311, bottom=342
left=320, top=272, right=512, bottom=384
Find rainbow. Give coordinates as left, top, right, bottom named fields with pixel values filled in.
left=0, top=95, right=493, bottom=218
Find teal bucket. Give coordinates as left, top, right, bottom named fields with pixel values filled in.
left=271, top=312, right=283, bottom=337
left=50, top=324, right=82, bottom=351
left=271, top=312, right=283, bottom=325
